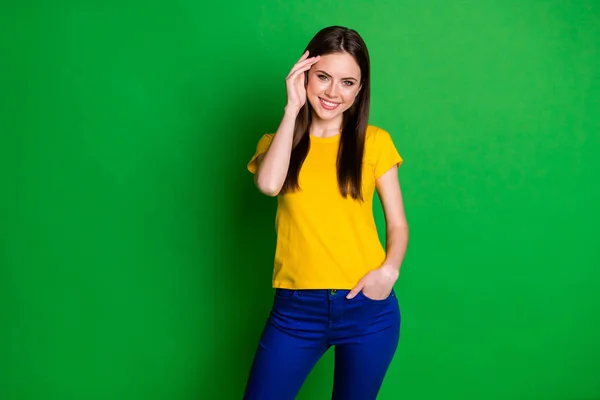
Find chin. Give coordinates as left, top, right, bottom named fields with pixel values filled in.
left=313, top=109, right=342, bottom=121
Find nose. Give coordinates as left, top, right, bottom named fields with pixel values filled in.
left=325, top=82, right=339, bottom=98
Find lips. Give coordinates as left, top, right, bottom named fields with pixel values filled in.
left=319, top=97, right=341, bottom=110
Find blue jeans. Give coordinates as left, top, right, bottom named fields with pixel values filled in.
left=243, top=288, right=401, bottom=400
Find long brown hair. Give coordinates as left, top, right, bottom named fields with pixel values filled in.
left=280, top=26, right=371, bottom=201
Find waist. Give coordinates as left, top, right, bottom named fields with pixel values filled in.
left=275, top=288, right=352, bottom=298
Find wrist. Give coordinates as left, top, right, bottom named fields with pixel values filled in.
left=379, top=263, right=400, bottom=281
left=284, top=104, right=301, bottom=118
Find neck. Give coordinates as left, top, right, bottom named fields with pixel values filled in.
left=309, top=115, right=343, bottom=138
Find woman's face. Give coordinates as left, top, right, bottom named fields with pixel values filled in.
left=306, top=52, right=362, bottom=122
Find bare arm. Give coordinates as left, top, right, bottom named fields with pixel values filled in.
left=376, top=165, right=409, bottom=279
left=253, top=108, right=298, bottom=196
left=254, top=51, right=320, bottom=196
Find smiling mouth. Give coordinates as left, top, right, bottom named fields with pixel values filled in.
left=319, top=97, right=341, bottom=110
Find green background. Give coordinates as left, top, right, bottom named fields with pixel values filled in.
left=1, top=1, right=599, bottom=399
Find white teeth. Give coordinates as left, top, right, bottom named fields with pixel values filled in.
left=321, top=99, right=338, bottom=107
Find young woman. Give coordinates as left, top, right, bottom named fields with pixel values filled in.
left=243, top=26, right=409, bottom=400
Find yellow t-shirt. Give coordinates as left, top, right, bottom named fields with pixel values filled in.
left=247, top=125, right=403, bottom=289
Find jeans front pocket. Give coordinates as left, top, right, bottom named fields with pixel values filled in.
left=357, top=289, right=395, bottom=302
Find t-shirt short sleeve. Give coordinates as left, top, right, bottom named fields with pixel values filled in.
left=247, top=133, right=274, bottom=174
left=372, top=128, right=403, bottom=179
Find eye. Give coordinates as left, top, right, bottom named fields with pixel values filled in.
left=343, top=81, right=355, bottom=86
left=317, top=74, right=328, bottom=81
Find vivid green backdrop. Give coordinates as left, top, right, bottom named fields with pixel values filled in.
left=1, top=1, right=599, bottom=399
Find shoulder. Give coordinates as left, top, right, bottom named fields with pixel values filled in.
left=254, top=133, right=275, bottom=150
left=364, top=125, right=404, bottom=173
left=260, top=133, right=275, bottom=142
left=248, top=133, right=275, bottom=174
left=365, top=124, right=395, bottom=148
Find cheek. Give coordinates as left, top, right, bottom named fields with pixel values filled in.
left=307, top=77, right=328, bottom=95
left=342, top=87, right=360, bottom=103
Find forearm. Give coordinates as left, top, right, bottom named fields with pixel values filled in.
left=255, top=107, right=299, bottom=196
left=380, top=224, right=409, bottom=279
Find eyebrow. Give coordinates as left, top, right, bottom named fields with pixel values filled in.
left=315, top=70, right=358, bottom=82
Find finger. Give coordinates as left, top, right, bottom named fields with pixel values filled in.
left=286, top=58, right=317, bottom=80
left=286, top=60, right=317, bottom=83
left=286, top=56, right=320, bottom=79
left=346, top=282, right=364, bottom=299
left=297, top=50, right=309, bottom=62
